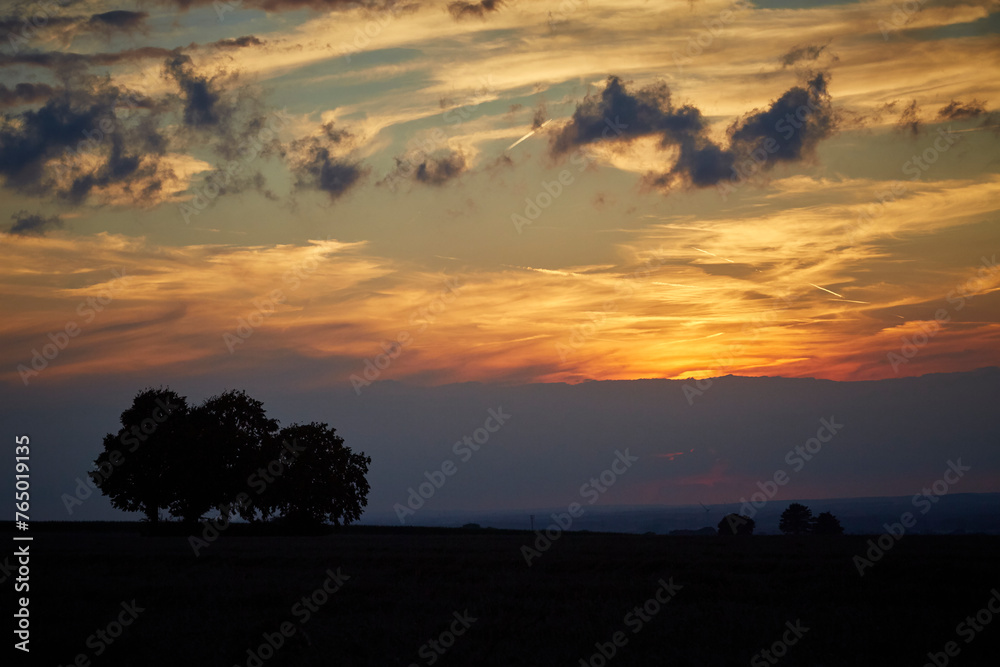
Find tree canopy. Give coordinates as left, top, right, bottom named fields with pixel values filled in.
left=718, top=513, right=755, bottom=536
left=812, top=511, right=845, bottom=535
left=91, top=387, right=371, bottom=527
left=778, top=503, right=844, bottom=535
left=779, top=503, right=814, bottom=535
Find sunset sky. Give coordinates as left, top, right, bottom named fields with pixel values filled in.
left=2, top=0, right=999, bottom=520
left=2, top=0, right=999, bottom=389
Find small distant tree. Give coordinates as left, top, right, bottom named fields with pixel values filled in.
left=812, top=511, right=844, bottom=535
left=718, top=513, right=755, bottom=536
left=779, top=503, right=813, bottom=535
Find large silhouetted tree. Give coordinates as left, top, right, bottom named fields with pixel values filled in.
left=718, top=513, right=755, bottom=536
left=90, top=388, right=189, bottom=524
left=172, top=390, right=279, bottom=523
left=92, top=387, right=370, bottom=527
left=812, top=511, right=845, bottom=535
left=254, top=423, right=372, bottom=526
left=779, top=503, right=813, bottom=535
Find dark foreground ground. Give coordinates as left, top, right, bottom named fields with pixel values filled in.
left=7, top=524, right=999, bottom=666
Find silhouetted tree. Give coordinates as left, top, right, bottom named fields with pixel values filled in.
left=90, top=388, right=189, bottom=524
left=779, top=503, right=813, bottom=535
left=718, top=513, right=755, bottom=536
left=172, top=390, right=279, bottom=523
left=93, top=388, right=371, bottom=528
left=254, top=422, right=371, bottom=527
left=812, top=511, right=844, bottom=535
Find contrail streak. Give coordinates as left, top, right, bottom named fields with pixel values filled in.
left=506, top=119, right=552, bottom=151
left=808, top=282, right=843, bottom=298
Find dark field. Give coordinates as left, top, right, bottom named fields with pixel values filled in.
left=12, top=524, right=1000, bottom=666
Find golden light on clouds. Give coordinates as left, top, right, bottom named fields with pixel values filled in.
left=1, top=0, right=998, bottom=392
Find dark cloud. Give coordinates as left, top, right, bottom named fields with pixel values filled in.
left=729, top=72, right=836, bottom=163
left=0, top=89, right=110, bottom=190
left=172, top=67, right=284, bottom=203
left=290, top=123, right=366, bottom=200
left=65, top=132, right=162, bottom=204
left=299, top=151, right=365, bottom=199
left=532, top=102, right=548, bottom=130
left=0, top=82, right=56, bottom=107
left=0, top=79, right=168, bottom=203
left=896, top=99, right=920, bottom=135
left=414, top=151, right=467, bottom=185
left=0, top=10, right=148, bottom=45
left=448, top=0, right=503, bottom=19
left=550, top=76, right=707, bottom=156
left=319, top=121, right=352, bottom=144
left=162, top=53, right=271, bottom=159
left=0, top=14, right=78, bottom=37
left=211, top=35, right=265, bottom=49
left=7, top=210, right=63, bottom=236
left=867, top=100, right=898, bottom=125
left=0, top=37, right=267, bottom=71
left=553, top=73, right=838, bottom=192
left=0, top=32, right=287, bottom=208
left=0, top=47, right=177, bottom=70
left=147, top=0, right=371, bottom=11
left=380, top=148, right=469, bottom=188
left=666, top=137, right=736, bottom=188
left=938, top=99, right=986, bottom=120
left=164, top=54, right=223, bottom=127
left=779, top=44, right=827, bottom=68
left=489, top=153, right=514, bottom=170
left=88, top=10, right=148, bottom=34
